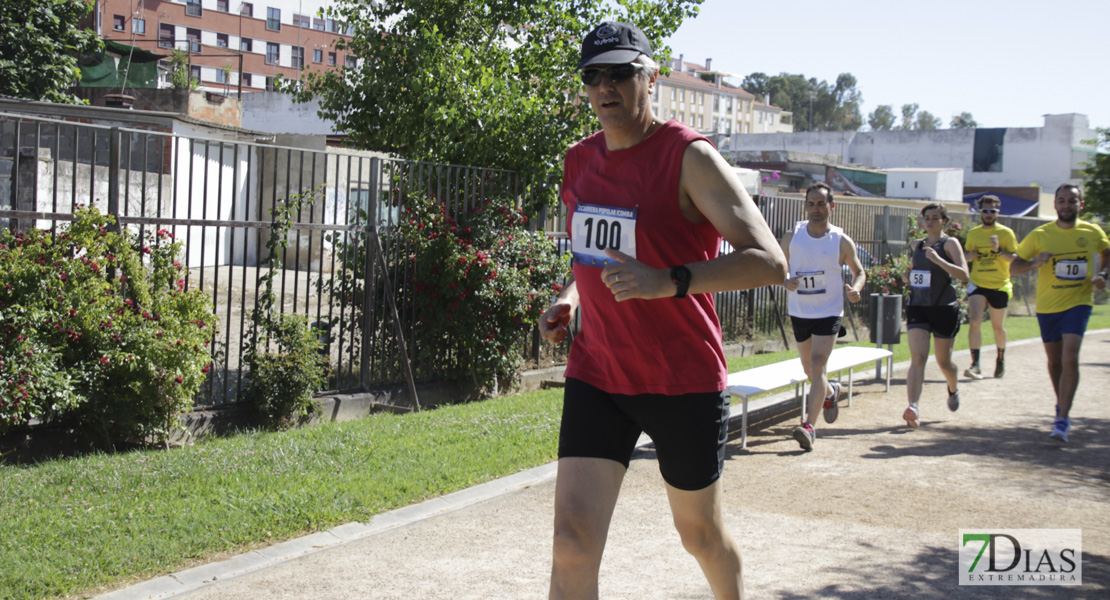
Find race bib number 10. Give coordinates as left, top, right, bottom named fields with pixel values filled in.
left=1055, top=258, right=1087, bottom=281
left=571, top=203, right=637, bottom=268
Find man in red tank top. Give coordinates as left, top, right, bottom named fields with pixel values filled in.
left=538, top=21, right=787, bottom=600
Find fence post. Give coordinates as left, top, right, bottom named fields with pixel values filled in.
left=107, top=127, right=121, bottom=232
left=360, top=157, right=381, bottom=390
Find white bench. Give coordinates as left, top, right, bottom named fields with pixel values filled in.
left=726, top=346, right=894, bottom=448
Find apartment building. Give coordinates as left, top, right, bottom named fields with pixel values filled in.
left=90, top=0, right=355, bottom=93
left=653, top=57, right=793, bottom=148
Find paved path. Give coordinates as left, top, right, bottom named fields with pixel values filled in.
left=95, top=332, right=1110, bottom=599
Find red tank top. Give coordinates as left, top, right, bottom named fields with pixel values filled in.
left=561, top=120, right=726, bottom=395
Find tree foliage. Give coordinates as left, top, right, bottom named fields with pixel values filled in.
left=899, top=103, right=919, bottom=130
left=950, top=112, right=978, bottom=129
left=914, top=110, right=942, bottom=130
left=0, top=0, right=102, bottom=104
left=868, top=104, right=896, bottom=131
left=288, top=0, right=703, bottom=211
left=1082, top=128, right=1110, bottom=220
left=741, top=71, right=862, bottom=132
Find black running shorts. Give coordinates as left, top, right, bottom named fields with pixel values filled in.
left=558, top=377, right=730, bottom=491
left=790, top=315, right=843, bottom=343
left=967, top=284, right=1010, bottom=309
left=906, top=305, right=961, bottom=339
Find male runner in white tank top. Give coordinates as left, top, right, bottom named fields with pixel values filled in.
left=780, top=183, right=867, bottom=451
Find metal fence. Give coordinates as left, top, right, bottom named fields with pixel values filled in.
left=1, top=110, right=1052, bottom=407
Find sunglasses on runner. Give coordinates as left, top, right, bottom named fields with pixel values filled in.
left=580, top=63, right=645, bottom=86
left=980, top=208, right=999, bottom=214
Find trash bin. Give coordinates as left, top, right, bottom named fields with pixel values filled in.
left=869, top=293, right=902, bottom=345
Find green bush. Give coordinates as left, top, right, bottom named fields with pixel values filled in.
left=244, top=313, right=328, bottom=429
left=322, top=192, right=567, bottom=395
left=244, top=190, right=328, bottom=428
left=0, top=207, right=216, bottom=444
left=398, top=195, right=567, bottom=391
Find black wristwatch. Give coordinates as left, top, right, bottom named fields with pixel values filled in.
left=670, top=265, right=691, bottom=298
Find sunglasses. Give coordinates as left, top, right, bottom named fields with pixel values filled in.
left=980, top=208, right=999, bottom=214
left=580, top=63, right=645, bottom=86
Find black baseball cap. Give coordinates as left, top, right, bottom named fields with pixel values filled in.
left=577, top=21, right=653, bottom=70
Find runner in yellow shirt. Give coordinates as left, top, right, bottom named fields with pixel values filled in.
left=962, top=195, right=1018, bottom=379
left=1011, top=184, right=1109, bottom=443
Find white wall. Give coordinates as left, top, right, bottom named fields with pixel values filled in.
left=241, top=92, right=337, bottom=135
left=727, top=114, right=1096, bottom=191
left=884, top=169, right=963, bottom=203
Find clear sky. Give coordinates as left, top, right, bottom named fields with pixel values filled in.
left=661, top=0, right=1108, bottom=131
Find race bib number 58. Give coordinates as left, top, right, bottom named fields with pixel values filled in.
left=571, top=203, right=637, bottom=268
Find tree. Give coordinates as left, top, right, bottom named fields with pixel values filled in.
left=0, top=0, right=102, bottom=104
left=1082, top=128, right=1110, bottom=219
left=740, top=71, right=863, bottom=132
left=950, top=112, right=978, bottom=129
left=868, top=104, right=896, bottom=130
left=914, top=110, right=942, bottom=130
left=899, top=103, right=919, bottom=130
left=288, top=0, right=702, bottom=211
left=167, top=50, right=198, bottom=90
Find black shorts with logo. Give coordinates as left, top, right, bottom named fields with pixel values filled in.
left=558, top=378, right=730, bottom=491
left=790, top=315, right=843, bottom=343
left=967, top=284, right=1010, bottom=309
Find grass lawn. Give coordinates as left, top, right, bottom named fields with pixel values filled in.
left=2, top=304, right=1106, bottom=600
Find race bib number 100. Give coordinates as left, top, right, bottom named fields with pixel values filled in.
left=571, top=203, right=637, bottom=268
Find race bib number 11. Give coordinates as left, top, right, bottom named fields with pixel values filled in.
left=571, top=203, right=637, bottom=268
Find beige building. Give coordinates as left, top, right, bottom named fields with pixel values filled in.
left=653, top=57, right=793, bottom=149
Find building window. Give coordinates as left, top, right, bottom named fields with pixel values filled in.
left=726, top=120, right=732, bottom=134
left=726, top=97, right=733, bottom=111
left=313, top=18, right=326, bottom=30
left=215, top=69, right=227, bottom=84
left=159, top=23, right=174, bottom=48
left=697, top=116, right=703, bottom=128
left=698, top=92, right=704, bottom=106
left=679, top=112, right=685, bottom=123
left=190, top=65, right=201, bottom=81
left=769, top=115, right=775, bottom=125
left=294, top=14, right=311, bottom=27
left=240, top=37, right=252, bottom=52
left=712, top=117, right=718, bottom=132
left=714, top=95, right=720, bottom=111
left=313, top=49, right=323, bottom=63
left=133, top=18, right=145, bottom=34
left=186, top=28, right=201, bottom=52
left=670, top=88, right=675, bottom=100
left=652, top=86, right=659, bottom=100
left=679, top=90, right=685, bottom=102
left=265, top=76, right=276, bottom=92
left=291, top=46, right=305, bottom=69
left=327, top=51, right=336, bottom=66
left=267, top=7, right=281, bottom=31
left=266, top=42, right=279, bottom=65
left=327, top=19, right=338, bottom=32
left=240, top=3, right=253, bottom=17
left=217, top=33, right=228, bottom=48
left=113, top=15, right=125, bottom=31
left=345, top=55, right=356, bottom=68
left=242, top=73, right=252, bottom=87
left=186, top=0, right=201, bottom=17
left=217, top=0, right=229, bottom=12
